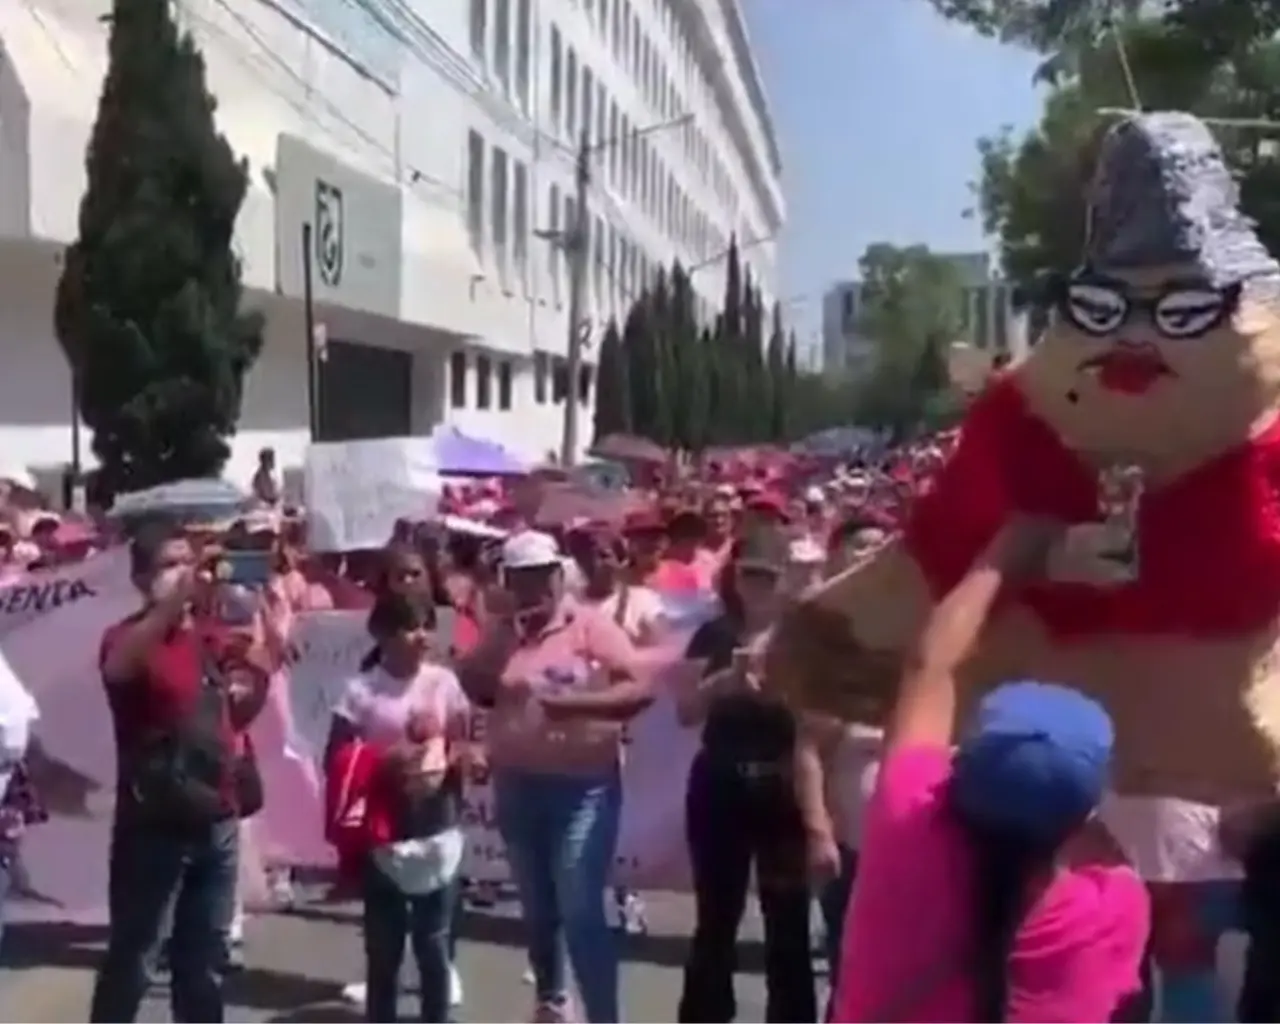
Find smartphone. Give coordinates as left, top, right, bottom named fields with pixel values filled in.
left=222, top=550, right=272, bottom=587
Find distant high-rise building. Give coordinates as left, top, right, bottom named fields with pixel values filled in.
left=821, top=251, right=1026, bottom=377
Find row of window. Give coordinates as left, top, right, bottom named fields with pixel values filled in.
left=467, top=128, right=673, bottom=320
left=449, top=351, right=514, bottom=411
left=470, top=0, right=535, bottom=113
left=577, top=0, right=740, bottom=223
left=465, top=131, right=531, bottom=294
left=548, top=21, right=726, bottom=265
left=447, top=351, right=595, bottom=410
left=468, top=0, right=735, bottom=269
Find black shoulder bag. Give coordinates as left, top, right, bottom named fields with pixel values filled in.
left=125, top=643, right=263, bottom=827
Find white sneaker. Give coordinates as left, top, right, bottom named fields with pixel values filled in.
left=449, top=963, right=464, bottom=1007
left=341, top=981, right=367, bottom=1008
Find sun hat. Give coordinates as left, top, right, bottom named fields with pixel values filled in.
left=951, top=681, right=1114, bottom=843
left=500, top=530, right=563, bottom=570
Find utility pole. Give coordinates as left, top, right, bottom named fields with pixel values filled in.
left=560, top=128, right=591, bottom=466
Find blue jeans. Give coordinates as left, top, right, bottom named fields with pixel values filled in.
left=362, top=859, right=457, bottom=1022
left=89, top=816, right=239, bottom=1022
left=493, top=768, right=622, bottom=1023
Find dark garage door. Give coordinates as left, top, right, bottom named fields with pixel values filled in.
left=316, top=339, right=412, bottom=441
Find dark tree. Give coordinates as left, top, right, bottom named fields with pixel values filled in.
left=592, top=317, right=630, bottom=441
left=55, top=0, right=264, bottom=496
left=766, top=301, right=788, bottom=441
left=622, top=297, right=660, bottom=440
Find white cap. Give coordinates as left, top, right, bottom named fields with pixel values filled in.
left=501, top=529, right=563, bottom=569
left=789, top=536, right=826, bottom=565
left=803, top=486, right=825, bottom=504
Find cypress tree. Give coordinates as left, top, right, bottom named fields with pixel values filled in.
left=55, top=0, right=264, bottom=496
left=592, top=317, right=630, bottom=441
left=766, top=301, right=787, bottom=441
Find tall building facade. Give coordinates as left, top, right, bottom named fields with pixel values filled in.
left=0, top=0, right=784, bottom=482
left=821, top=251, right=1024, bottom=377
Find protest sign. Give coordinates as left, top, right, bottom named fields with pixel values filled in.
left=305, top=437, right=442, bottom=551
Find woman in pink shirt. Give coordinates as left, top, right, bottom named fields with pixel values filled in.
left=831, top=520, right=1150, bottom=1023
left=457, top=530, right=648, bottom=1024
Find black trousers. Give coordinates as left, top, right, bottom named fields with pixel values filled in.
left=677, top=752, right=817, bottom=1023
left=1238, top=817, right=1280, bottom=1022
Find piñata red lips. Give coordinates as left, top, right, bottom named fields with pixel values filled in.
left=1081, top=344, right=1173, bottom=396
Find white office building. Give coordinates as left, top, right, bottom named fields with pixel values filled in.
left=0, top=0, right=784, bottom=487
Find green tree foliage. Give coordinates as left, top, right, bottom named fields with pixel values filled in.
left=934, top=1, right=1280, bottom=303
left=591, top=317, right=630, bottom=441
left=607, top=259, right=845, bottom=448
left=54, top=0, right=263, bottom=496
left=851, top=243, right=964, bottom=431
left=766, top=302, right=788, bottom=440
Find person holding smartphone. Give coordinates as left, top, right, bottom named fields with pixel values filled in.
left=90, top=522, right=269, bottom=1023
left=674, top=527, right=817, bottom=1023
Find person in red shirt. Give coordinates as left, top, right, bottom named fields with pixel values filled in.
left=90, top=522, right=269, bottom=1024
left=621, top=510, right=666, bottom=586
left=649, top=509, right=708, bottom=593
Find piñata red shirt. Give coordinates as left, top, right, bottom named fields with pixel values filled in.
left=904, top=377, right=1280, bottom=639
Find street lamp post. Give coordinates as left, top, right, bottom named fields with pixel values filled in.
left=548, top=114, right=694, bottom=466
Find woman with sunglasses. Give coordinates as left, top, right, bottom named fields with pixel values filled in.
left=675, top=527, right=817, bottom=1023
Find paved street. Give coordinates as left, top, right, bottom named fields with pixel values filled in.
left=0, top=893, right=784, bottom=1022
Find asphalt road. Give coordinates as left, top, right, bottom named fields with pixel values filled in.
left=0, top=892, right=786, bottom=1022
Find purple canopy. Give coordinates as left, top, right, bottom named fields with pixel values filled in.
left=432, top=427, right=529, bottom=476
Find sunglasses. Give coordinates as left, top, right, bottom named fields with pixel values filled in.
left=1056, top=275, right=1241, bottom=340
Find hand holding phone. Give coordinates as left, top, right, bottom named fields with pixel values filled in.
left=222, top=551, right=272, bottom=588
left=731, top=647, right=762, bottom=692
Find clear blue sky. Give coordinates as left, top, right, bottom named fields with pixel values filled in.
left=742, top=1, right=1046, bottom=353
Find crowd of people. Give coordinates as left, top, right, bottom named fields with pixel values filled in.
left=0, top=430, right=1269, bottom=1024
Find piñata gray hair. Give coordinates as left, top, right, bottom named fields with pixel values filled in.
left=1085, top=111, right=1280, bottom=301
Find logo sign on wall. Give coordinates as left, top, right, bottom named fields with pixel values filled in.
left=274, top=133, right=402, bottom=321
left=314, top=179, right=345, bottom=287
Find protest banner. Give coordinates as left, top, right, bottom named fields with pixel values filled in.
left=0, top=553, right=703, bottom=921
left=284, top=610, right=699, bottom=889
left=304, top=438, right=442, bottom=551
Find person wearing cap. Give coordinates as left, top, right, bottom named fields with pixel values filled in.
left=621, top=509, right=666, bottom=584
left=674, top=526, right=818, bottom=1023
left=829, top=519, right=1149, bottom=1022
left=649, top=508, right=710, bottom=594
left=456, top=530, right=647, bottom=1023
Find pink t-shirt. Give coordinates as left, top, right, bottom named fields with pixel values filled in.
left=334, top=663, right=470, bottom=771
left=484, top=599, right=639, bottom=774
left=833, top=745, right=1149, bottom=1023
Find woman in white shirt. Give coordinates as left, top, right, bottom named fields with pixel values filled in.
left=565, top=526, right=668, bottom=647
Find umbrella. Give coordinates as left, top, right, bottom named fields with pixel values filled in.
left=589, top=434, right=667, bottom=464
left=108, top=478, right=249, bottom=528
left=432, top=427, right=529, bottom=476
